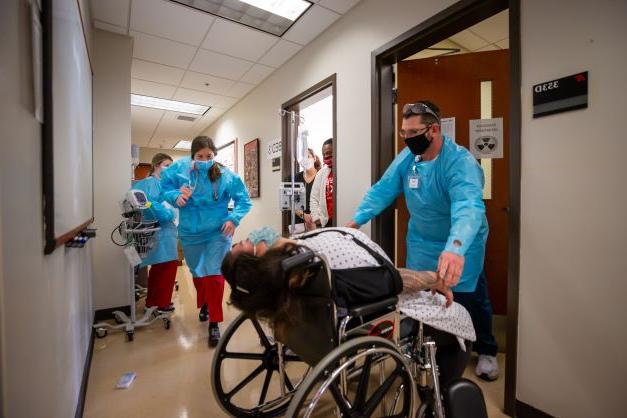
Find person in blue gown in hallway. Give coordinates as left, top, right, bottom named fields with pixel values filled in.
left=161, top=136, right=252, bottom=347
left=347, top=101, right=499, bottom=380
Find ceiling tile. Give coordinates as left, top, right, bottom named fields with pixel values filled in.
left=449, top=30, right=489, bottom=51
left=172, top=88, right=224, bottom=107
left=190, top=113, right=218, bottom=136
left=469, top=10, right=509, bottom=44
left=90, top=0, right=129, bottom=27
left=94, top=20, right=127, bottom=35
left=227, top=82, right=256, bottom=98
left=204, top=107, right=226, bottom=119
left=131, top=105, right=164, bottom=145
left=130, top=0, right=214, bottom=46
left=475, top=44, right=499, bottom=52
left=150, top=111, right=200, bottom=144
left=317, top=0, right=360, bottom=15
left=215, top=96, right=239, bottom=109
left=158, top=138, right=183, bottom=149
left=282, top=5, right=340, bottom=45
left=202, top=18, right=278, bottom=62
left=132, top=136, right=151, bottom=146
left=131, top=79, right=177, bottom=99
left=131, top=59, right=185, bottom=85
left=132, top=106, right=164, bottom=128
left=131, top=31, right=197, bottom=69
left=180, top=71, right=236, bottom=95
left=240, top=63, right=274, bottom=84
left=496, top=38, right=509, bottom=49
left=258, top=39, right=302, bottom=68
left=189, top=49, right=254, bottom=80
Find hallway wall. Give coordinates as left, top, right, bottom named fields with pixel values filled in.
left=92, top=29, right=134, bottom=311
left=517, top=0, right=627, bottom=415
left=0, top=1, right=94, bottom=417
left=202, top=0, right=458, bottom=241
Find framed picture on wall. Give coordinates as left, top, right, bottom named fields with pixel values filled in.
left=216, top=139, right=237, bottom=172
left=244, top=138, right=260, bottom=198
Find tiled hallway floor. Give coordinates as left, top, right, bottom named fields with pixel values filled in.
left=84, top=267, right=507, bottom=417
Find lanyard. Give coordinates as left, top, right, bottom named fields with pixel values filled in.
left=188, top=170, right=220, bottom=201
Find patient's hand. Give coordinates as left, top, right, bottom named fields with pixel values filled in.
left=431, top=280, right=453, bottom=307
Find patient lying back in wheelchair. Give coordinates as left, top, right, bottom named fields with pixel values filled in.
left=222, top=227, right=476, bottom=385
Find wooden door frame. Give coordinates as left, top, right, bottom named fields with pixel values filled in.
left=370, top=0, right=521, bottom=415
left=281, top=74, right=337, bottom=234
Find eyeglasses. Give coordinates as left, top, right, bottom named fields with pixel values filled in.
left=399, top=125, right=431, bottom=139
left=402, top=102, right=440, bottom=122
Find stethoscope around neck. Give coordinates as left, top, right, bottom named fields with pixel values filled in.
left=189, top=168, right=220, bottom=201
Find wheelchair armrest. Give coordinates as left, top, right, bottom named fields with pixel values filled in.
left=347, top=297, right=398, bottom=318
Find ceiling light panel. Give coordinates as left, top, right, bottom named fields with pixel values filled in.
left=174, top=140, right=192, bottom=150
left=131, top=94, right=209, bottom=115
left=239, top=0, right=309, bottom=20
left=170, top=0, right=312, bottom=37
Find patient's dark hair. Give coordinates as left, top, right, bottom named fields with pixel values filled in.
left=221, top=243, right=315, bottom=340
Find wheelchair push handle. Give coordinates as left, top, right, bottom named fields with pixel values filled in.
left=281, top=249, right=315, bottom=272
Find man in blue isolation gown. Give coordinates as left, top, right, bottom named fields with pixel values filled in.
left=347, top=101, right=499, bottom=380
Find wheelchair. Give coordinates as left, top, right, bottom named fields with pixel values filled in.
left=211, top=249, right=488, bottom=417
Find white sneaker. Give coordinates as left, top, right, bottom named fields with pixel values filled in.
left=475, top=355, right=499, bottom=381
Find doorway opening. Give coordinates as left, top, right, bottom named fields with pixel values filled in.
left=281, top=75, right=337, bottom=235
left=371, top=0, right=520, bottom=415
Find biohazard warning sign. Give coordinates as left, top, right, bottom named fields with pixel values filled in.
left=469, top=118, right=503, bottom=159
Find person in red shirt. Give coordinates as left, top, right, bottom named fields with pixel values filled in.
left=310, top=138, right=334, bottom=228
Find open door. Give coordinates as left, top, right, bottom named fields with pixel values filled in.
left=396, top=49, right=510, bottom=314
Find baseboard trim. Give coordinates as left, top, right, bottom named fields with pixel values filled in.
left=94, top=305, right=131, bottom=322
left=516, top=400, right=554, bottom=418
left=75, top=327, right=95, bottom=418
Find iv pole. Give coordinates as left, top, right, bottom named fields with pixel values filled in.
left=279, top=109, right=305, bottom=236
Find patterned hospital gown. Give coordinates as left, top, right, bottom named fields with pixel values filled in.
left=296, top=227, right=476, bottom=347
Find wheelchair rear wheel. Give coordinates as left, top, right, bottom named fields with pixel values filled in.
left=211, top=313, right=310, bottom=417
left=286, top=336, right=416, bottom=418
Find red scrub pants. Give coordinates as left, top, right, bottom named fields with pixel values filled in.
left=193, top=275, right=225, bottom=323
left=145, top=260, right=178, bottom=309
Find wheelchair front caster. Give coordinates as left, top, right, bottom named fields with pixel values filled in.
left=95, top=328, right=107, bottom=339
left=126, top=330, right=134, bottom=342
left=163, top=318, right=171, bottom=330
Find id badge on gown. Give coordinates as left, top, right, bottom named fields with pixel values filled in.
left=408, top=174, right=420, bottom=189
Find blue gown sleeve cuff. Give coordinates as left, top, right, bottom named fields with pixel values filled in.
left=444, top=238, right=466, bottom=256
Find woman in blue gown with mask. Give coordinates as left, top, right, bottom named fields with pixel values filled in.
left=161, top=136, right=252, bottom=346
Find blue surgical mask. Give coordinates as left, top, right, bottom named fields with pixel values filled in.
left=195, top=160, right=214, bottom=171
left=248, top=227, right=281, bottom=248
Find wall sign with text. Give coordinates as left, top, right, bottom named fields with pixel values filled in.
left=533, top=71, right=588, bottom=118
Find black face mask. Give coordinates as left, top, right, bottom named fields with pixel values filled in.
left=404, top=132, right=431, bottom=155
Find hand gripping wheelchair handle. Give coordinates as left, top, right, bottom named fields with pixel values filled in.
left=281, top=249, right=316, bottom=272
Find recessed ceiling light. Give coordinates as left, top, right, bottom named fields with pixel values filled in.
left=239, top=0, right=309, bottom=21
left=173, top=140, right=192, bottom=150
left=169, top=0, right=312, bottom=37
left=130, top=94, right=210, bottom=115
